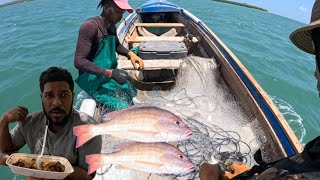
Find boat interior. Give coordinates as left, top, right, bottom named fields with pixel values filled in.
left=84, top=6, right=303, bottom=180
left=116, top=11, right=302, bottom=162
left=118, top=12, right=218, bottom=90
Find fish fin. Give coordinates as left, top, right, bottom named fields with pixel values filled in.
left=86, top=154, right=109, bottom=175
left=135, top=160, right=163, bottom=169
left=87, top=163, right=102, bottom=175
left=101, top=109, right=126, bottom=121
left=73, top=124, right=98, bottom=148
left=128, top=103, right=154, bottom=109
left=127, top=130, right=158, bottom=138
left=113, top=142, right=138, bottom=152
left=101, top=104, right=154, bottom=121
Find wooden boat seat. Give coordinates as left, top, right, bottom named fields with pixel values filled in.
left=129, top=23, right=185, bottom=43
left=137, top=27, right=178, bottom=37
left=118, top=59, right=182, bottom=70
left=128, top=36, right=184, bottom=43
left=137, top=27, right=157, bottom=37
left=135, top=23, right=185, bottom=28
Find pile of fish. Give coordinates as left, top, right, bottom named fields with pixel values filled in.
left=73, top=104, right=194, bottom=175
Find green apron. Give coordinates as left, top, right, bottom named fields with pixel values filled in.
left=75, top=35, right=136, bottom=111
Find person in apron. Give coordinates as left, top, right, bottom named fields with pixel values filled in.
left=74, top=0, right=144, bottom=111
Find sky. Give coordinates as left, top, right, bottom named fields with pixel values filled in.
left=0, top=0, right=316, bottom=24
left=233, top=0, right=315, bottom=24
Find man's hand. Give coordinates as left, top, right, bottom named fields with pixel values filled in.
left=110, top=68, right=128, bottom=85
left=223, top=161, right=250, bottom=179
left=127, top=51, right=144, bottom=70
left=1, top=106, right=28, bottom=124
left=0, top=153, right=10, bottom=166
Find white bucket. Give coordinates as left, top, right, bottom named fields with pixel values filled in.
left=79, top=99, right=96, bottom=118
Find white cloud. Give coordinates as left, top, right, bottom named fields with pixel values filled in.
left=298, top=5, right=308, bottom=13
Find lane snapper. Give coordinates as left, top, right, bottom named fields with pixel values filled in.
left=86, top=142, right=194, bottom=175
left=73, top=105, right=192, bottom=148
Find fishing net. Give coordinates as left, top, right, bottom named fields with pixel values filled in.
left=91, top=56, right=272, bottom=180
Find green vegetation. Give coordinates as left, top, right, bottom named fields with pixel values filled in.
left=212, top=0, right=268, bottom=12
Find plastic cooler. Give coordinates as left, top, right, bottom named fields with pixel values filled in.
left=6, top=153, right=74, bottom=179
left=139, top=41, right=187, bottom=60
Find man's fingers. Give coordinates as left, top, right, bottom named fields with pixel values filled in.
left=17, top=107, right=28, bottom=117
left=17, top=106, right=28, bottom=114
left=139, top=60, right=144, bottom=69
left=15, top=106, right=28, bottom=121
left=131, top=60, right=137, bottom=69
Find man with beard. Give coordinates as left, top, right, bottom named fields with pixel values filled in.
left=0, top=67, right=102, bottom=180
left=74, top=0, right=144, bottom=111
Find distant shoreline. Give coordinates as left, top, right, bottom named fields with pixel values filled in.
left=0, top=0, right=29, bottom=7
left=212, top=0, right=268, bottom=12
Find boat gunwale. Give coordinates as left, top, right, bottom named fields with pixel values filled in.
left=181, top=9, right=302, bottom=155
left=117, top=5, right=303, bottom=158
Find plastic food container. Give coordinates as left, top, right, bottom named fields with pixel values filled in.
left=6, top=153, right=74, bottom=179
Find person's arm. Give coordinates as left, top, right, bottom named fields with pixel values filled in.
left=0, top=118, right=14, bottom=152
left=70, top=134, right=102, bottom=179
left=0, top=153, right=10, bottom=166
left=65, top=166, right=93, bottom=180
left=115, top=35, right=129, bottom=56
left=113, top=26, right=144, bottom=70
left=0, top=106, right=27, bottom=153
left=74, top=20, right=109, bottom=77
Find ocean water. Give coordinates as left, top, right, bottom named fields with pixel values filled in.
left=0, top=0, right=319, bottom=179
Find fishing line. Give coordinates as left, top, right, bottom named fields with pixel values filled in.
left=96, top=164, right=112, bottom=176
left=94, top=56, right=261, bottom=180
left=164, top=115, right=252, bottom=180
left=145, top=57, right=254, bottom=179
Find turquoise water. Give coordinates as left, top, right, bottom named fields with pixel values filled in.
left=0, top=0, right=319, bottom=179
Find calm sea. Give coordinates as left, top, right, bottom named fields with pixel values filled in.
left=0, top=0, right=319, bottom=179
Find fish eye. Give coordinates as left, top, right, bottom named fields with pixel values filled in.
left=179, top=155, right=183, bottom=159
left=176, top=121, right=180, bottom=125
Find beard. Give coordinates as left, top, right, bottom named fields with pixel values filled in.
left=42, top=102, right=73, bottom=127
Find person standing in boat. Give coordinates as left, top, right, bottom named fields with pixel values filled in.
left=74, top=0, right=144, bottom=111
left=200, top=0, right=320, bottom=179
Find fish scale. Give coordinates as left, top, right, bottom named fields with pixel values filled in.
left=86, top=142, right=194, bottom=175
left=73, top=105, right=193, bottom=148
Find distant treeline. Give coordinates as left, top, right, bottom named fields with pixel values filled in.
left=212, top=0, right=268, bottom=12
left=0, top=0, right=32, bottom=8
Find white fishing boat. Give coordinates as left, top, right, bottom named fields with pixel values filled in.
left=75, top=0, right=303, bottom=179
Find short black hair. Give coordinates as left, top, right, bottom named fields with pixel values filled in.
left=98, top=0, right=112, bottom=9
left=39, top=67, right=74, bottom=93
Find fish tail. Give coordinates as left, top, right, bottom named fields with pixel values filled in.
left=73, top=124, right=99, bottom=148
left=86, top=154, right=110, bottom=175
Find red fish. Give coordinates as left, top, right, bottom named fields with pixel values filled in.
left=86, top=142, right=194, bottom=175
left=73, top=105, right=192, bottom=148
